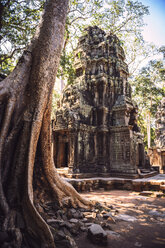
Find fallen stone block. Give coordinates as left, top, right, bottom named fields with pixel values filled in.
left=116, top=214, right=137, bottom=222
left=139, top=191, right=154, bottom=196
left=87, top=224, right=107, bottom=245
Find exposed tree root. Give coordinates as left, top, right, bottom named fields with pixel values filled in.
left=0, top=51, right=32, bottom=216
left=41, top=98, right=93, bottom=210
left=0, top=42, right=91, bottom=248
left=0, top=1, right=93, bottom=247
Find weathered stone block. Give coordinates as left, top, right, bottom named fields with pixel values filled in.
left=87, top=224, right=107, bottom=245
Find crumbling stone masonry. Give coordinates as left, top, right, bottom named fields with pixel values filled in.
left=52, top=26, right=146, bottom=178
left=149, top=98, right=165, bottom=173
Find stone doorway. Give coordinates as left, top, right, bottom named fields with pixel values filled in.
left=161, top=152, right=165, bottom=173
left=56, top=141, right=69, bottom=168
left=63, top=142, right=69, bottom=167
left=53, top=131, right=70, bottom=169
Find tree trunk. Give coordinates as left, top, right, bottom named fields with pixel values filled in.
left=0, top=1, right=91, bottom=247
left=147, top=112, right=151, bottom=148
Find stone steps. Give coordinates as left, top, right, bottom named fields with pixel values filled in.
left=64, top=174, right=165, bottom=193
left=57, top=168, right=158, bottom=179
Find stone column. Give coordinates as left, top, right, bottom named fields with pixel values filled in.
left=77, top=131, right=84, bottom=172
left=94, top=133, right=97, bottom=158
left=103, top=132, right=106, bottom=157
left=102, top=83, right=106, bottom=105
left=102, top=108, right=107, bottom=126
left=68, top=132, right=75, bottom=173
left=94, top=90, right=99, bottom=106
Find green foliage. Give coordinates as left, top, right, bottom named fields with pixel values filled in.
left=59, top=0, right=157, bottom=83
left=137, top=112, right=156, bottom=149
left=57, top=51, right=75, bottom=85
left=51, top=89, right=61, bottom=119
left=132, top=60, right=165, bottom=114
left=0, top=0, right=44, bottom=75
left=131, top=59, right=165, bottom=148
left=0, top=0, right=158, bottom=81
left=0, top=56, right=15, bottom=75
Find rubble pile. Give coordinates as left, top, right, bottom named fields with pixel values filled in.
left=35, top=201, right=117, bottom=247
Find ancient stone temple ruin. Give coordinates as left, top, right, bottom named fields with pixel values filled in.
left=52, top=26, right=146, bottom=178
left=149, top=98, right=165, bottom=173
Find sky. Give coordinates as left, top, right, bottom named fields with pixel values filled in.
left=141, top=0, right=165, bottom=47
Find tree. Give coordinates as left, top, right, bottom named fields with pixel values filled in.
left=131, top=60, right=165, bottom=148
left=0, top=1, right=91, bottom=247
left=1, top=1, right=155, bottom=83
left=0, top=0, right=44, bottom=75
left=59, top=0, right=157, bottom=82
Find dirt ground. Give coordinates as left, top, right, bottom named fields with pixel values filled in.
left=76, top=190, right=165, bottom=248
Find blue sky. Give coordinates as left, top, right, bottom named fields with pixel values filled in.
left=141, top=0, right=165, bottom=47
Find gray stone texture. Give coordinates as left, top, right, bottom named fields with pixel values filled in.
left=87, top=224, right=107, bottom=245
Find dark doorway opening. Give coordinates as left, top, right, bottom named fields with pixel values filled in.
left=56, top=140, right=69, bottom=168
left=64, top=142, right=68, bottom=167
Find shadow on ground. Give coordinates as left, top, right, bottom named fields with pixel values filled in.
left=76, top=190, right=165, bottom=248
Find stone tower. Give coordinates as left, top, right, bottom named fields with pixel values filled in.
left=149, top=98, right=165, bottom=173
left=53, top=26, right=145, bottom=178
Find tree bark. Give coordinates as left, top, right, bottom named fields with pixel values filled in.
left=0, top=1, right=91, bottom=247
left=147, top=112, right=151, bottom=148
